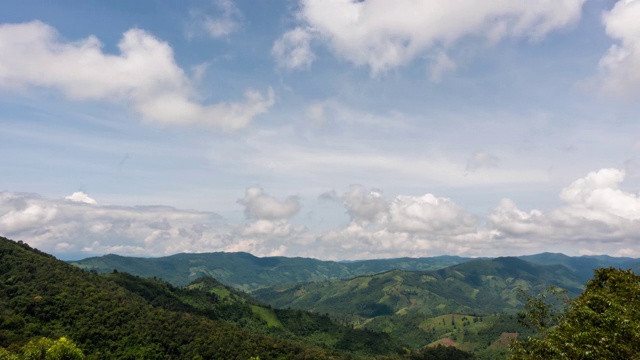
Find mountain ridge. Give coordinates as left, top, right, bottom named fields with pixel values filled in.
left=69, top=251, right=640, bottom=290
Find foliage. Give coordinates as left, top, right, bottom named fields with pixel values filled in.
left=515, top=286, right=568, bottom=334
left=253, top=257, right=582, bottom=352
left=408, top=345, right=475, bottom=360
left=0, top=337, right=84, bottom=360
left=511, top=268, right=640, bottom=359
left=0, top=237, right=366, bottom=359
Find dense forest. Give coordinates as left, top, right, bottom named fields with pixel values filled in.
left=0, top=236, right=477, bottom=359
left=2, top=236, right=640, bottom=359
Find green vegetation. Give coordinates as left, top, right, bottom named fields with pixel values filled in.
left=0, top=236, right=407, bottom=359
left=251, top=257, right=577, bottom=355
left=511, top=267, right=640, bottom=359
left=0, top=336, right=84, bottom=360
left=7, top=234, right=639, bottom=359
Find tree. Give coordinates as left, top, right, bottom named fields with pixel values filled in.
left=511, top=268, right=640, bottom=359
left=0, top=337, right=84, bottom=360
left=515, top=286, right=568, bottom=335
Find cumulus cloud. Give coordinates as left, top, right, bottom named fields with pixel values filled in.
left=277, top=0, right=585, bottom=74
left=0, top=21, right=273, bottom=130
left=310, top=186, right=483, bottom=259
left=598, top=0, right=640, bottom=97
left=341, top=185, right=388, bottom=223
left=489, top=168, right=640, bottom=249
left=237, top=187, right=301, bottom=220
left=65, top=191, right=98, bottom=205
left=387, top=194, right=477, bottom=235
left=272, top=27, right=315, bottom=69
left=4, top=169, right=640, bottom=260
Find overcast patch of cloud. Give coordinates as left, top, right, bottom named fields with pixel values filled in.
left=341, top=185, right=388, bottom=224
left=466, top=152, right=501, bottom=172
left=429, top=50, right=456, bottom=82
left=277, top=0, right=586, bottom=74
left=0, top=21, right=273, bottom=130
left=187, top=0, right=243, bottom=39
left=272, top=27, right=315, bottom=70
left=0, top=191, right=226, bottom=257
left=237, top=187, right=301, bottom=220
left=598, top=0, right=640, bottom=97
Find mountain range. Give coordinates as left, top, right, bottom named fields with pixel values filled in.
left=70, top=251, right=640, bottom=291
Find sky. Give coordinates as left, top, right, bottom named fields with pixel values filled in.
left=1, top=0, right=640, bottom=261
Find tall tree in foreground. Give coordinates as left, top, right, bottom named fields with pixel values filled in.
left=511, top=267, right=640, bottom=359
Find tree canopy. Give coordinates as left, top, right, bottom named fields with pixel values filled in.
left=511, top=267, right=640, bottom=359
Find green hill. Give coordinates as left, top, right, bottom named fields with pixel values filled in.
left=69, top=252, right=470, bottom=290
left=252, top=257, right=582, bottom=350
left=0, top=236, right=408, bottom=359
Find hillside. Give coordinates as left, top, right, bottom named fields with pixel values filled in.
left=0, top=236, right=409, bottom=359
left=69, top=252, right=470, bottom=290
left=252, top=257, right=582, bottom=350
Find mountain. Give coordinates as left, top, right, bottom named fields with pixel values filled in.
left=252, top=257, right=583, bottom=350
left=518, top=252, right=640, bottom=282
left=69, top=252, right=470, bottom=290
left=70, top=251, right=640, bottom=292
left=253, top=257, right=583, bottom=317
left=0, top=236, right=410, bottom=359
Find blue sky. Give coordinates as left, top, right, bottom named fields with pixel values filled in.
left=2, top=0, right=640, bottom=260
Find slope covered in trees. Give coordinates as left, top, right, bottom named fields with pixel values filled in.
left=0, top=236, right=408, bottom=359
left=511, top=267, right=640, bottom=359
left=251, top=258, right=582, bottom=351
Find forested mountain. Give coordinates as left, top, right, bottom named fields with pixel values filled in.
left=69, top=252, right=470, bottom=290
left=0, top=236, right=419, bottom=359
left=252, top=257, right=583, bottom=350
left=518, top=252, right=640, bottom=282
left=69, top=251, right=639, bottom=292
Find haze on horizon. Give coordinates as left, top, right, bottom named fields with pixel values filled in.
left=1, top=0, right=640, bottom=261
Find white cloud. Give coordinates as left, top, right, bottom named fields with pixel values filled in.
left=187, top=0, right=243, bottom=39
left=65, top=191, right=98, bottom=205
left=280, top=0, right=585, bottom=74
left=598, top=0, right=640, bottom=97
left=237, top=187, right=301, bottom=220
left=341, top=185, right=388, bottom=223
left=489, top=168, right=640, bottom=247
left=0, top=21, right=273, bottom=130
left=4, top=169, right=640, bottom=260
left=0, top=191, right=226, bottom=257
left=387, top=194, right=477, bottom=235
left=272, top=27, right=315, bottom=69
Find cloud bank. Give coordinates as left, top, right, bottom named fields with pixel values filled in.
left=0, top=21, right=273, bottom=130
left=2, top=170, right=639, bottom=260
